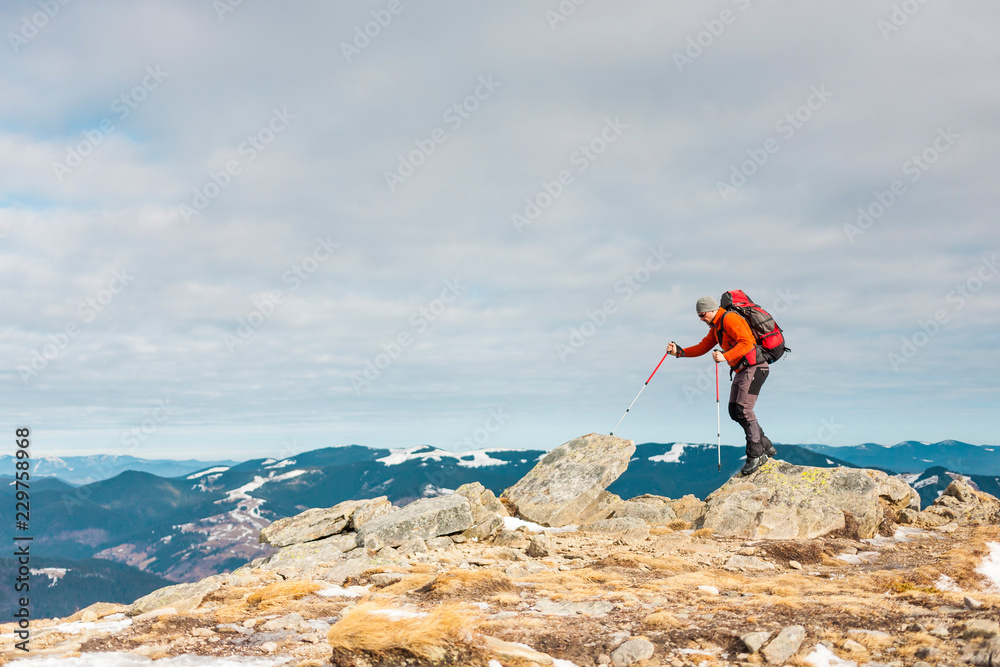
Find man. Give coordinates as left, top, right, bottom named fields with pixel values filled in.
left=666, top=296, right=776, bottom=475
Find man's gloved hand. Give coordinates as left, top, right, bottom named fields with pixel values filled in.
left=667, top=342, right=684, bottom=357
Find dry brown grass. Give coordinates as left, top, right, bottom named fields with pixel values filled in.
left=667, top=519, right=692, bottom=531
left=643, top=610, right=684, bottom=629
left=327, top=602, right=482, bottom=661
left=692, top=528, right=713, bottom=538
left=894, top=632, right=939, bottom=659
left=847, top=630, right=894, bottom=651
left=247, top=580, right=323, bottom=610
left=379, top=573, right=437, bottom=596
left=488, top=592, right=522, bottom=607
left=420, top=568, right=517, bottom=598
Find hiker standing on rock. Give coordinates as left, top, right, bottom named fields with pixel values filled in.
left=666, top=295, right=777, bottom=475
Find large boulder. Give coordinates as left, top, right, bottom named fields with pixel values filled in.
left=501, top=433, right=635, bottom=527
left=257, top=533, right=359, bottom=575
left=356, top=495, right=474, bottom=550
left=908, top=479, right=1000, bottom=526
left=701, top=460, right=918, bottom=540
left=259, top=497, right=392, bottom=547
left=455, top=482, right=507, bottom=541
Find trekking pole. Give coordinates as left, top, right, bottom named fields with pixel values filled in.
left=611, top=350, right=671, bottom=436
left=715, top=357, right=722, bottom=471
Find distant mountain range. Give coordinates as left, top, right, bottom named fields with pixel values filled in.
left=0, top=453, right=238, bottom=485
left=4, top=438, right=998, bottom=618
left=801, top=440, right=1000, bottom=476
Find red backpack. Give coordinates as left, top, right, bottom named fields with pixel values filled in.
left=718, top=290, right=789, bottom=364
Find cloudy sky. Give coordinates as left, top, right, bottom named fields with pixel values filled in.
left=2, top=1, right=998, bottom=460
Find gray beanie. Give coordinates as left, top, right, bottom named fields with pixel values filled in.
left=695, top=296, right=719, bottom=314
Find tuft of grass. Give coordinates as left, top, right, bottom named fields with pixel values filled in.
left=667, top=519, right=692, bottom=531
left=379, top=574, right=436, bottom=596
left=327, top=602, right=482, bottom=661
left=692, top=528, right=714, bottom=538
left=247, top=580, right=323, bottom=609
left=419, top=568, right=517, bottom=598
left=643, top=610, right=685, bottom=629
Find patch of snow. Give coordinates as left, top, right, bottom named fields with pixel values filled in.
left=36, top=618, right=132, bottom=637
left=836, top=551, right=881, bottom=565
left=921, top=458, right=934, bottom=462
left=264, top=458, right=296, bottom=469
left=914, top=475, right=939, bottom=489
left=935, top=574, right=961, bottom=592
left=804, top=643, right=857, bottom=667
left=377, top=446, right=508, bottom=468
left=864, top=526, right=931, bottom=548
left=222, top=469, right=310, bottom=503
left=421, top=484, right=454, bottom=498
left=315, top=585, right=370, bottom=598
left=31, top=567, right=68, bottom=587
left=649, top=442, right=688, bottom=463
left=826, top=458, right=835, bottom=464
left=8, top=654, right=286, bottom=666
left=186, top=466, right=230, bottom=480
left=976, top=541, right=1000, bottom=592
left=260, top=459, right=277, bottom=465
left=897, top=473, right=921, bottom=484
left=503, top=516, right=577, bottom=533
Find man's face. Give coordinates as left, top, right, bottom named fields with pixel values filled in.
left=698, top=309, right=715, bottom=326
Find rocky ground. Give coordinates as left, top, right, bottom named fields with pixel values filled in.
left=3, top=519, right=1000, bottom=666
left=5, top=435, right=1000, bottom=667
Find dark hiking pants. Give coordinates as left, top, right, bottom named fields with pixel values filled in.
left=729, top=362, right=769, bottom=457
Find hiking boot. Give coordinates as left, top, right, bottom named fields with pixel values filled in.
left=761, top=434, right=777, bottom=458
left=740, top=454, right=769, bottom=476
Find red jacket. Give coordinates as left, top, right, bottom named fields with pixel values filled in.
left=682, top=309, right=760, bottom=370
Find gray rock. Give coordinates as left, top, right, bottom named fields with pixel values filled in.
left=966, top=596, right=985, bottom=610
left=915, top=646, right=940, bottom=660
left=356, top=495, right=474, bottom=550
left=259, top=497, right=392, bottom=547
left=505, top=562, right=548, bottom=578
left=921, top=479, right=1000, bottom=526
left=425, top=536, right=455, bottom=550
left=740, top=631, right=772, bottom=653
left=527, top=533, right=552, bottom=558
left=127, top=575, right=226, bottom=616
left=534, top=597, right=613, bottom=616
left=397, top=536, right=428, bottom=555
left=724, top=555, right=776, bottom=571
left=584, top=516, right=648, bottom=533
left=614, top=496, right=678, bottom=525
left=455, top=482, right=508, bottom=541
left=929, top=624, right=949, bottom=638
left=370, top=573, right=405, bottom=587
left=261, top=612, right=311, bottom=633
left=842, top=639, right=866, bottom=653
left=611, top=638, right=655, bottom=666
left=501, top=433, right=635, bottom=527
left=258, top=532, right=357, bottom=574
left=493, top=530, right=531, bottom=549
left=319, top=558, right=375, bottom=586
left=576, top=490, right=625, bottom=524
left=964, top=619, right=1000, bottom=639
left=967, top=637, right=1000, bottom=666
left=703, top=461, right=917, bottom=540
left=761, top=625, right=805, bottom=664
